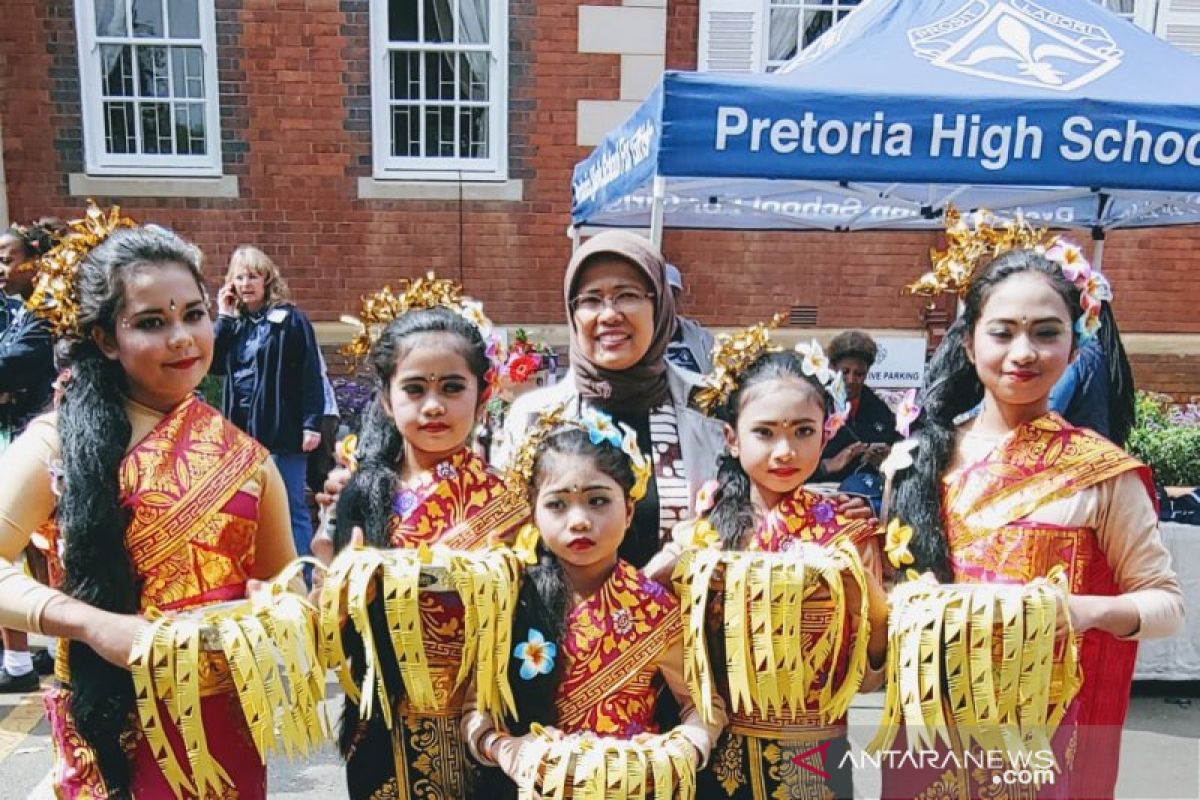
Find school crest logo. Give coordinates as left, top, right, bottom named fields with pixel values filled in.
left=908, top=0, right=1123, bottom=91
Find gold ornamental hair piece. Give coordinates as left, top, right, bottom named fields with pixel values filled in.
left=693, top=313, right=785, bottom=416
left=504, top=403, right=653, bottom=503
left=340, top=272, right=495, bottom=361
left=907, top=205, right=1057, bottom=298
left=27, top=201, right=137, bottom=338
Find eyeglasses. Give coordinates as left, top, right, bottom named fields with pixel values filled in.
left=569, top=290, right=655, bottom=318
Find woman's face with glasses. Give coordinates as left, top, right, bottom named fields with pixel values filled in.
left=570, top=256, right=656, bottom=371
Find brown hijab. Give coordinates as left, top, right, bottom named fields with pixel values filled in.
left=564, top=231, right=676, bottom=414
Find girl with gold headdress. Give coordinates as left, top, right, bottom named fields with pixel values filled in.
left=461, top=405, right=726, bottom=799
left=666, top=323, right=889, bottom=800
left=325, top=277, right=528, bottom=799
left=884, top=219, right=1183, bottom=799
left=0, top=213, right=302, bottom=798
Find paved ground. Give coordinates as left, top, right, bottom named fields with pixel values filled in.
left=0, top=675, right=1194, bottom=798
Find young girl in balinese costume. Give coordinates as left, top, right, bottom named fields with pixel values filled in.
left=886, top=222, right=1183, bottom=800
left=328, top=279, right=527, bottom=800
left=461, top=407, right=727, bottom=797
left=666, top=325, right=889, bottom=800
left=0, top=218, right=299, bottom=798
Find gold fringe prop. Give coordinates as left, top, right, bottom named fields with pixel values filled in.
left=515, top=726, right=698, bottom=800
left=318, top=544, right=522, bottom=726
left=675, top=539, right=871, bottom=726
left=126, top=559, right=327, bottom=799
left=867, top=577, right=1082, bottom=763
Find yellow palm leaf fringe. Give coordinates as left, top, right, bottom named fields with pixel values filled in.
left=515, top=726, right=698, bottom=800
left=127, top=560, right=327, bottom=800
left=318, top=544, right=522, bottom=727
left=675, top=539, right=871, bottom=726
left=867, top=577, right=1082, bottom=763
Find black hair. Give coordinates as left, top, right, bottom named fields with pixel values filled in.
left=707, top=351, right=832, bottom=550
left=506, top=426, right=636, bottom=732
left=891, top=249, right=1083, bottom=581
left=330, top=306, right=490, bottom=753
left=3, top=217, right=65, bottom=260
left=55, top=225, right=207, bottom=796
left=1096, top=301, right=1136, bottom=447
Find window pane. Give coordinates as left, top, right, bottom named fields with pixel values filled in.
left=459, top=106, right=488, bottom=158
left=800, top=9, right=833, bottom=48
left=103, top=101, right=136, bottom=153
left=174, top=102, right=206, bottom=154
left=461, top=52, right=488, bottom=101
left=391, top=105, right=420, bottom=157
left=94, top=0, right=128, bottom=37
left=171, top=47, right=204, bottom=98
left=138, top=46, right=171, bottom=97
left=424, top=51, right=456, bottom=101
left=1098, top=0, right=1135, bottom=15
left=167, top=0, right=200, bottom=38
left=101, top=45, right=135, bottom=96
left=132, top=0, right=164, bottom=38
left=425, top=105, right=456, bottom=157
left=424, top=0, right=454, bottom=42
left=459, top=0, right=488, bottom=44
left=388, top=0, right=418, bottom=41
left=141, top=102, right=173, bottom=153
left=768, top=8, right=799, bottom=62
left=390, top=51, right=420, bottom=101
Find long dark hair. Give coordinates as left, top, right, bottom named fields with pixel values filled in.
left=891, top=249, right=1083, bottom=581
left=330, top=307, right=490, bottom=754
left=56, top=225, right=207, bottom=796
left=1096, top=301, right=1136, bottom=447
left=507, top=426, right=636, bottom=732
left=707, top=351, right=832, bottom=550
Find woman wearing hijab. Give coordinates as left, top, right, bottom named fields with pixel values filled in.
left=496, top=231, right=725, bottom=568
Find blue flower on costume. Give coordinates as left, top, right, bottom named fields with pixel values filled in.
left=812, top=501, right=836, bottom=525
left=514, top=628, right=557, bottom=680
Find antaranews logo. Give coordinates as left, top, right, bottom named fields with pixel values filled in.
left=797, top=746, right=1059, bottom=787
left=908, top=0, right=1122, bottom=91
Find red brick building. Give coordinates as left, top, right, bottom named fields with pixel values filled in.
left=1, top=0, right=1197, bottom=394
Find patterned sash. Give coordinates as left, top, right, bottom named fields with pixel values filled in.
left=555, top=561, right=682, bottom=735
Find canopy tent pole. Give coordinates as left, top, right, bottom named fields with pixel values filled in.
left=568, top=224, right=581, bottom=253
left=1092, top=192, right=1111, bottom=271
left=649, top=175, right=666, bottom=248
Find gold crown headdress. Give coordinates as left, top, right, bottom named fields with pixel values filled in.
left=26, top=201, right=137, bottom=337
left=340, top=272, right=497, bottom=362
left=693, top=314, right=785, bottom=416
left=504, top=402, right=652, bottom=503
left=908, top=206, right=1112, bottom=340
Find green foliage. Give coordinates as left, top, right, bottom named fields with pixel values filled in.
left=1128, top=392, right=1200, bottom=486
left=197, top=374, right=224, bottom=409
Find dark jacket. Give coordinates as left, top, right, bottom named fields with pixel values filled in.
left=211, top=303, right=324, bottom=454
left=0, top=296, right=55, bottom=437
left=818, top=386, right=900, bottom=483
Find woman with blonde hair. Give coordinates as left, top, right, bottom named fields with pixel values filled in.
left=211, top=245, right=324, bottom=564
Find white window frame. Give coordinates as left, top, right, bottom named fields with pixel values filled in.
left=369, top=0, right=508, bottom=181
left=763, top=0, right=861, bottom=72
left=74, top=0, right=223, bottom=177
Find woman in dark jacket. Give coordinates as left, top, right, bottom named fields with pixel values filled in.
left=817, top=330, right=900, bottom=484
left=211, top=245, right=324, bottom=559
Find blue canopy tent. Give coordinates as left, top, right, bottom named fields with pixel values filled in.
left=570, top=0, right=1200, bottom=265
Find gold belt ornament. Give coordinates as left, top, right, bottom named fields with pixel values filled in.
left=126, top=560, right=327, bottom=800
left=318, top=543, right=523, bottom=730
left=515, top=725, right=697, bottom=800
left=675, top=540, right=871, bottom=728
left=867, top=573, right=1081, bottom=761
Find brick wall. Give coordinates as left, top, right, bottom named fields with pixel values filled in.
left=3, top=0, right=1199, bottom=396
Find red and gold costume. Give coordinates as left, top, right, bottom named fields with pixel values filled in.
left=884, top=414, right=1177, bottom=800
left=554, top=560, right=683, bottom=737
left=343, top=447, right=527, bottom=800
left=691, top=488, right=879, bottom=800
left=36, top=395, right=280, bottom=799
